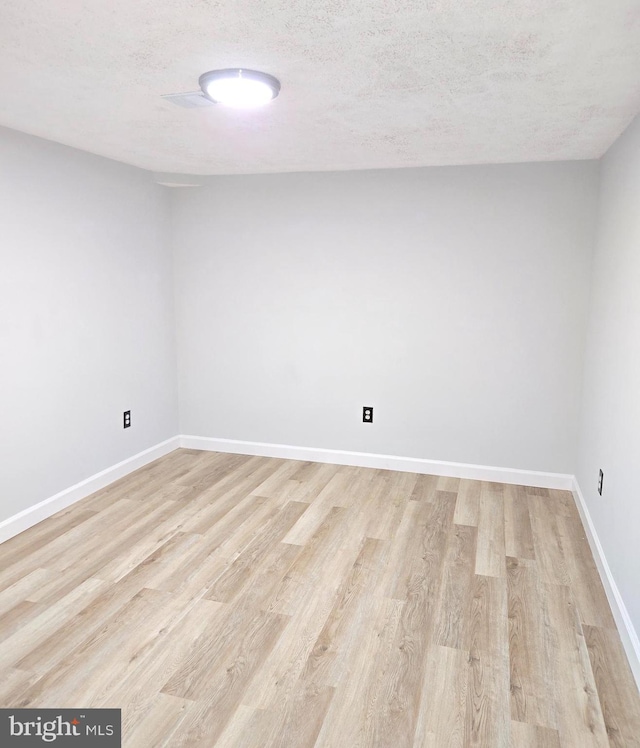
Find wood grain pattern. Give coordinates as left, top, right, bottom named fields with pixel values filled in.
left=557, top=515, right=617, bottom=629
left=465, top=573, right=510, bottom=748
left=0, top=449, right=637, bottom=747
left=504, top=485, right=535, bottom=561
left=454, top=479, right=481, bottom=527
left=475, top=482, right=506, bottom=578
left=368, top=492, right=454, bottom=746
left=545, top=583, right=609, bottom=747
left=416, top=644, right=468, bottom=747
left=435, top=524, right=477, bottom=650
left=510, top=721, right=561, bottom=748
left=506, top=556, right=556, bottom=729
left=527, top=495, right=570, bottom=586
left=584, top=624, right=640, bottom=747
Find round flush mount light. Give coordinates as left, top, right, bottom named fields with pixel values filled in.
left=199, top=68, right=280, bottom=108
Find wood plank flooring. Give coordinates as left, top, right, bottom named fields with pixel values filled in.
left=1, top=450, right=639, bottom=747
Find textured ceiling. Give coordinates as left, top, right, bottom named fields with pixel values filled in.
left=1, top=0, right=640, bottom=175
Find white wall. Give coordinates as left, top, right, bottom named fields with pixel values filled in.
left=173, top=162, right=598, bottom=474
left=0, top=127, right=178, bottom=523
left=577, top=114, right=640, bottom=642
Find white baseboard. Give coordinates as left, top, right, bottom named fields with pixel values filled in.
left=0, top=436, right=181, bottom=545
left=572, top=478, right=640, bottom=690
left=184, top=435, right=637, bottom=686
left=2, top=433, right=636, bottom=689
left=179, top=435, right=574, bottom=490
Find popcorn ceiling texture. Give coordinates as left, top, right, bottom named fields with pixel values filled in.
left=1, top=0, right=640, bottom=175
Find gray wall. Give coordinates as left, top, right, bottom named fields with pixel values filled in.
left=577, top=113, right=640, bottom=638
left=0, top=127, right=178, bottom=522
left=5, top=119, right=638, bottom=675
left=173, top=162, right=599, bottom=474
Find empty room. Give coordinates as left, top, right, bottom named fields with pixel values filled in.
left=1, top=0, right=640, bottom=746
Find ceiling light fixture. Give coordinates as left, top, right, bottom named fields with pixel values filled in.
left=199, top=68, right=280, bottom=108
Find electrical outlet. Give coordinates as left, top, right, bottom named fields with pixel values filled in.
left=362, top=406, right=373, bottom=424
left=123, top=410, right=131, bottom=429
left=598, top=469, right=603, bottom=496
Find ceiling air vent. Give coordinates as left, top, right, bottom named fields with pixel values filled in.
left=161, top=91, right=214, bottom=109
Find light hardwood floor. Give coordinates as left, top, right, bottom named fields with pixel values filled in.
left=1, top=449, right=639, bottom=747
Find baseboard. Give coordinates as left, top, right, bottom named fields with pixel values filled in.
left=3, top=434, right=635, bottom=689
left=179, top=435, right=574, bottom=490
left=572, top=478, right=640, bottom=689
left=0, top=436, right=181, bottom=545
